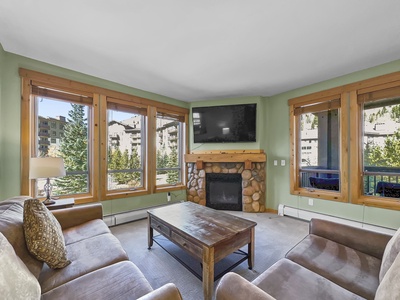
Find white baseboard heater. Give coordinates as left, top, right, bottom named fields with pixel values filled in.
left=103, top=202, right=181, bottom=227
left=278, top=204, right=396, bottom=235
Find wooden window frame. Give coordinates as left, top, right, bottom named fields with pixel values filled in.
left=289, top=94, right=348, bottom=202
left=289, top=71, right=400, bottom=210
left=20, top=69, right=189, bottom=203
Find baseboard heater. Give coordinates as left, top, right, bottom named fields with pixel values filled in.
left=103, top=202, right=179, bottom=227
left=278, top=204, right=396, bottom=235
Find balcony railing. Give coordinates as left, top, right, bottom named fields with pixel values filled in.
left=300, top=166, right=400, bottom=198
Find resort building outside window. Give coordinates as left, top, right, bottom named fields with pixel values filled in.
left=156, top=112, right=184, bottom=187
left=106, top=107, right=145, bottom=191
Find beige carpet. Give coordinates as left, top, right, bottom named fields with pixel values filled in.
left=111, top=211, right=309, bottom=300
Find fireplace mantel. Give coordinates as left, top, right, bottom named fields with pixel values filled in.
left=185, top=150, right=266, bottom=169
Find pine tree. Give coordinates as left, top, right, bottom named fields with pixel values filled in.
left=166, top=146, right=179, bottom=184
left=55, top=104, right=88, bottom=194
left=129, top=147, right=141, bottom=186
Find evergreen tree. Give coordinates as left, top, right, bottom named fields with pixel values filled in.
left=129, top=147, right=141, bottom=186
left=166, top=146, right=179, bottom=184
left=55, top=104, right=88, bottom=194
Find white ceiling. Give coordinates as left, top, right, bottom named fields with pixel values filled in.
left=1, top=1, right=400, bottom=102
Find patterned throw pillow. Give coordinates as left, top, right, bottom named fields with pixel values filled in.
left=23, top=199, right=70, bottom=269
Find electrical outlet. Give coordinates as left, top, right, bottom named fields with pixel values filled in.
left=308, top=198, right=313, bottom=206
left=167, top=192, right=171, bottom=202
left=273, top=160, right=278, bottom=166
left=281, top=160, right=286, bottom=166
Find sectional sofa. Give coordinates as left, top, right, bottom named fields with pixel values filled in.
left=0, top=196, right=182, bottom=300
left=216, top=218, right=400, bottom=300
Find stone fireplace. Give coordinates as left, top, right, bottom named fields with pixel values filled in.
left=185, top=150, right=266, bottom=213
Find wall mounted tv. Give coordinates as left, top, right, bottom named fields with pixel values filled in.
left=192, top=103, right=256, bottom=143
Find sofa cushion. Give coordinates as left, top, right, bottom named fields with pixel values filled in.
left=286, top=234, right=381, bottom=299
left=23, top=199, right=71, bottom=269
left=379, top=227, right=400, bottom=282
left=39, top=232, right=129, bottom=293
left=41, top=261, right=153, bottom=300
left=375, top=252, right=400, bottom=300
left=252, top=258, right=364, bottom=300
left=0, top=197, right=43, bottom=278
left=0, top=232, right=41, bottom=299
left=62, top=219, right=110, bottom=245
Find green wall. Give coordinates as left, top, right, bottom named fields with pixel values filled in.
left=0, top=49, right=188, bottom=215
left=265, top=59, right=400, bottom=229
left=1, top=45, right=400, bottom=228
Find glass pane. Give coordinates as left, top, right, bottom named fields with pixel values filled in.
left=363, top=97, right=400, bottom=198
left=36, top=97, right=90, bottom=196
left=299, top=109, right=340, bottom=191
left=107, top=109, right=144, bottom=190
left=156, top=114, right=181, bottom=185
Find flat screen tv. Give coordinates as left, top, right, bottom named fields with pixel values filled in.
left=192, top=103, right=256, bottom=143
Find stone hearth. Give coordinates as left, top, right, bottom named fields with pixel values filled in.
left=185, top=151, right=266, bottom=212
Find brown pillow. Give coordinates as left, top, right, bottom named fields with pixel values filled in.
left=23, top=199, right=70, bottom=269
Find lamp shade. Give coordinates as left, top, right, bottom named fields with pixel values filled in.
left=29, top=157, right=66, bottom=179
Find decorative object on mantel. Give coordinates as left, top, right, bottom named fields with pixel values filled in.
left=29, top=157, right=66, bottom=205
left=185, top=150, right=266, bottom=213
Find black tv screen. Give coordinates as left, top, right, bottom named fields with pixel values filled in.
left=192, top=103, right=256, bottom=143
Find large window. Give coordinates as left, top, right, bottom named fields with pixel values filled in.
left=20, top=69, right=188, bottom=203
left=290, top=96, right=347, bottom=202
left=28, top=87, right=93, bottom=201
left=351, top=83, right=400, bottom=209
left=156, top=111, right=185, bottom=187
left=290, top=72, right=400, bottom=210
left=102, top=99, right=148, bottom=199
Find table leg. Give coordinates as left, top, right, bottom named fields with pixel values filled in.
left=248, top=227, right=255, bottom=269
left=202, top=246, right=214, bottom=300
left=148, top=216, right=153, bottom=249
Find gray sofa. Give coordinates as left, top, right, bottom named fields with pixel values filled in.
left=0, top=196, right=182, bottom=300
left=216, top=218, right=400, bottom=300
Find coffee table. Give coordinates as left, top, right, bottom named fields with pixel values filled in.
left=147, top=201, right=257, bottom=300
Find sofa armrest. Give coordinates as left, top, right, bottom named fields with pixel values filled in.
left=137, top=283, right=183, bottom=300
left=52, top=203, right=103, bottom=230
left=216, top=272, right=276, bottom=300
left=310, top=218, right=392, bottom=259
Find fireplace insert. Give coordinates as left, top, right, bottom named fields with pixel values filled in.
left=206, top=173, right=242, bottom=211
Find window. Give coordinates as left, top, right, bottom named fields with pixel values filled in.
left=155, top=111, right=185, bottom=187
left=102, top=99, right=147, bottom=198
left=20, top=69, right=189, bottom=203
left=21, top=83, right=95, bottom=202
left=290, top=71, right=400, bottom=210
left=351, top=82, right=400, bottom=209
left=290, top=96, right=347, bottom=201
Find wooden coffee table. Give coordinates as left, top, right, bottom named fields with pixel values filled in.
left=147, top=202, right=257, bottom=300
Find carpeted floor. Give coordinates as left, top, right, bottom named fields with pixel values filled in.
left=111, top=211, right=309, bottom=300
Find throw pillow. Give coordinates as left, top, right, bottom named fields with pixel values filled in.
left=375, top=252, right=400, bottom=300
left=379, top=227, right=400, bottom=282
left=23, top=199, right=70, bottom=269
left=0, top=232, right=41, bottom=299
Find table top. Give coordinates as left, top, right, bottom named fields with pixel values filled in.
left=148, top=202, right=257, bottom=247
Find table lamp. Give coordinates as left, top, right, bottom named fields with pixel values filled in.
left=29, top=157, right=66, bottom=205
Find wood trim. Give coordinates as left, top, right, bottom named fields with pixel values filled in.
left=148, top=106, right=157, bottom=193
left=289, top=105, right=297, bottom=194
left=99, top=94, right=108, bottom=200
left=288, top=71, right=400, bottom=106
left=184, top=153, right=266, bottom=163
left=20, top=77, right=32, bottom=195
left=339, top=92, right=349, bottom=202
left=349, top=91, right=362, bottom=203
left=91, top=94, right=100, bottom=201
left=190, top=149, right=264, bottom=154
left=20, top=68, right=189, bottom=115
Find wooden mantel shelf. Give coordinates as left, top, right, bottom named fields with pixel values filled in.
left=185, top=150, right=266, bottom=169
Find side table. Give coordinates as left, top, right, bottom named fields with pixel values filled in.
left=46, top=198, right=75, bottom=210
